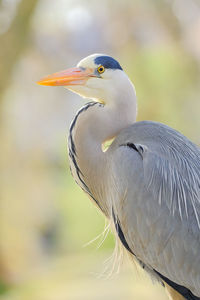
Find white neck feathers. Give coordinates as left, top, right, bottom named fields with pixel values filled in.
left=68, top=75, right=137, bottom=213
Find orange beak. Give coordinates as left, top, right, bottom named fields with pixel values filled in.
left=37, top=67, right=94, bottom=86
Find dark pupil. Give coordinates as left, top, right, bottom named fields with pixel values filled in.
left=99, top=67, right=103, bottom=72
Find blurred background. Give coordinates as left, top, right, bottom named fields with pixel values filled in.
left=0, top=0, right=200, bottom=299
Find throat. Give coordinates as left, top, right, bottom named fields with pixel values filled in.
left=68, top=91, right=137, bottom=213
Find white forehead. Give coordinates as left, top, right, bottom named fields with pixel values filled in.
left=77, top=53, right=106, bottom=68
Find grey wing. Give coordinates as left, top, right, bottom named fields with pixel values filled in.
left=108, top=121, right=200, bottom=298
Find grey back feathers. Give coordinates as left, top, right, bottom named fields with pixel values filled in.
left=113, top=121, right=200, bottom=232
left=109, top=121, right=200, bottom=299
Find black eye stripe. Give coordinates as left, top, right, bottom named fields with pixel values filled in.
left=94, top=56, right=123, bottom=70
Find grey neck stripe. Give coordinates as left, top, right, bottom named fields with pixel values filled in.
left=68, top=102, right=103, bottom=210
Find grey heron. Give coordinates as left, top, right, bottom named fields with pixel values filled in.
left=38, top=54, right=200, bottom=300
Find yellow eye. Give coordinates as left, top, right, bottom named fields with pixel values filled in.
left=97, top=65, right=105, bottom=74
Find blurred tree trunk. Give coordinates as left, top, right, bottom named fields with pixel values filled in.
left=0, top=0, right=38, bottom=286
left=0, top=0, right=38, bottom=101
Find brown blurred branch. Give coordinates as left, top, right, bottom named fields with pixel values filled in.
left=0, top=0, right=38, bottom=284
left=0, top=0, right=38, bottom=99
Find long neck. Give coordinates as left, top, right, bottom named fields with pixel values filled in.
left=68, top=79, right=137, bottom=214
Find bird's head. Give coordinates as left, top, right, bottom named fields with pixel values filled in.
left=37, top=54, right=132, bottom=104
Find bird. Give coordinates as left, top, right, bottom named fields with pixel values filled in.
left=37, top=54, right=200, bottom=300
